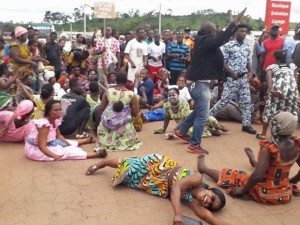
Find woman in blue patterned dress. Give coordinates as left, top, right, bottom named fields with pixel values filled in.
left=86, top=153, right=227, bottom=225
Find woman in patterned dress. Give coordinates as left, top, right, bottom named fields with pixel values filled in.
left=154, top=88, right=228, bottom=147
left=86, top=153, right=227, bottom=225
left=96, top=72, right=142, bottom=151
left=198, top=112, right=300, bottom=204
left=256, top=50, right=298, bottom=140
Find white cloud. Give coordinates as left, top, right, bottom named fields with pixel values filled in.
left=0, top=0, right=299, bottom=23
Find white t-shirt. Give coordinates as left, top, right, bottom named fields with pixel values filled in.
left=168, top=85, right=191, bottom=102
left=148, top=41, right=166, bottom=67
left=125, top=39, right=148, bottom=82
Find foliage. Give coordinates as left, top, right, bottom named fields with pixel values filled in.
left=0, top=8, right=298, bottom=34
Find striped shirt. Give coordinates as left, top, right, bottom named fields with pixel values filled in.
left=167, top=42, right=189, bottom=72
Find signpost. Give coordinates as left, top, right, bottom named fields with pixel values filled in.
left=94, top=1, right=116, bottom=30
left=264, top=0, right=291, bottom=34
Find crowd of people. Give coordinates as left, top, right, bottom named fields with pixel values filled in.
left=1, top=7, right=300, bottom=225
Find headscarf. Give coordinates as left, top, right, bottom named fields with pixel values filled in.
left=15, top=26, right=28, bottom=38
left=270, top=111, right=298, bottom=145
left=15, top=100, right=34, bottom=120
left=44, top=70, right=55, bottom=82
left=58, top=75, right=67, bottom=87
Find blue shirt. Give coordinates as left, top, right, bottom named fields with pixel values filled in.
left=138, top=77, right=154, bottom=105
left=222, top=40, right=251, bottom=74
left=167, top=42, right=189, bottom=72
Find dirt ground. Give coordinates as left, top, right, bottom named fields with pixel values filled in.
left=1, top=120, right=300, bottom=225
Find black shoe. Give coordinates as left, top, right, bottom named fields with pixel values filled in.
left=242, top=126, right=257, bottom=134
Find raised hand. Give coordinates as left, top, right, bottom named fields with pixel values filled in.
left=233, top=7, right=247, bottom=25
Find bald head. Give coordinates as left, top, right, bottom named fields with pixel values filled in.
left=200, top=21, right=217, bottom=37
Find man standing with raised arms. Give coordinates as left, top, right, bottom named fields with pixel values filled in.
left=175, top=8, right=247, bottom=154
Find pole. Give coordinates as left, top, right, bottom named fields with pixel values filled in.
left=70, top=23, right=72, bottom=40
left=103, top=18, right=106, bottom=31
left=84, top=11, right=86, bottom=38
left=159, top=3, right=161, bottom=34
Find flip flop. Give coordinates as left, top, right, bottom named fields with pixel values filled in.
left=86, top=164, right=98, bottom=175
left=292, top=184, right=300, bottom=196
left=256, top=133, right=266, bottom=140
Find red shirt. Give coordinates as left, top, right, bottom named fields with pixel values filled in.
left=262, top=37, right=285, bottom=70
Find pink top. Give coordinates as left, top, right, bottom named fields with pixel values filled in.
left=0, top=111, right=33, bottom=142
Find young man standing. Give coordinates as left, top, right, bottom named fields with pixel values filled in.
left=42, top=32, right=61, bottom=79
left=167, top=33, right=189, bottom=85
left=124, top=28, right=148, bottom=83
left=147, top=33, right=165, bottom=81
left=182, top=27, right=194, bottom=68
left=210, top=24, right=256, bottom=135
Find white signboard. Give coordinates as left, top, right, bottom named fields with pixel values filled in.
left=94, top=2, right=116, bottom=19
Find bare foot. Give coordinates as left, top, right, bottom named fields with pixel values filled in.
left=244, top=148, right=257, bottom=167
left=197, top=154, right=206, bottom=173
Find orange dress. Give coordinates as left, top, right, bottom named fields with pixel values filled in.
left=217, top=139, right=300, bottom=204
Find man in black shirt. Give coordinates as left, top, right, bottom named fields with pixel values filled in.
left=60, top=79, right=90, bottom=138
left=174, top=8, right=247, bottom=154
left=42, top=32, right=61, bottom=79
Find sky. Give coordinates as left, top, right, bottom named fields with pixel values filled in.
left=0, top=0, right=299, bottom=23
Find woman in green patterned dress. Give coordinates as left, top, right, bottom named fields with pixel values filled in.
left=96, top=72, right=142, bottom=151
left=86, top=153, right=227, bottom=225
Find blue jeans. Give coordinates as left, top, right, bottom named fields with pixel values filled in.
left=179, top=82, right=211, bottom=146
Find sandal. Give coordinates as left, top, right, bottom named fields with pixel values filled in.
left=292, top=184, right=300, bottom=196
left=86, top=164, right=98, bottom=175
left=220, top=126, right=229, bottom=132
left=256, top=133, right=266, bottom=140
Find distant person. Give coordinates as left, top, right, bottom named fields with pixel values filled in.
left=145, top=29, right=154, bottom=44
left=182, top=27, right=194, bottom=68
left=42, top=32, right=61, bottom=79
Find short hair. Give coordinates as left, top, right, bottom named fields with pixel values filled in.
left=69, top=78, right=80, bottom=90
left=89, top=81, right=99, bottom=93
left=116, top=72, right=128, bottom=85
left=237, top=24, right=249, bottom=29
left=136, top=28, right=144, bottom=33
left=124, top=32, right=132, bottom=36
left=50, top=32, right=57, bottom=36
left=76, top=33, right=83, bottom=38
left=41, top=84, right=54, bottom=99
left=44, top=100, right=61, bottom=117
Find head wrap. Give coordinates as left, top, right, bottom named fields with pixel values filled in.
left=270, top=112, right=298, bottom=145
left=58, top=75, right=67, bottom=87
left=15, top=100, right=34, bottom=120
left=15, top=26, right=28, bottom=38
left=44, top=70, right=55, bottom=82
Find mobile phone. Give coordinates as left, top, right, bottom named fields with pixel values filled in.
left=182, top=215, right=203, bottom=225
